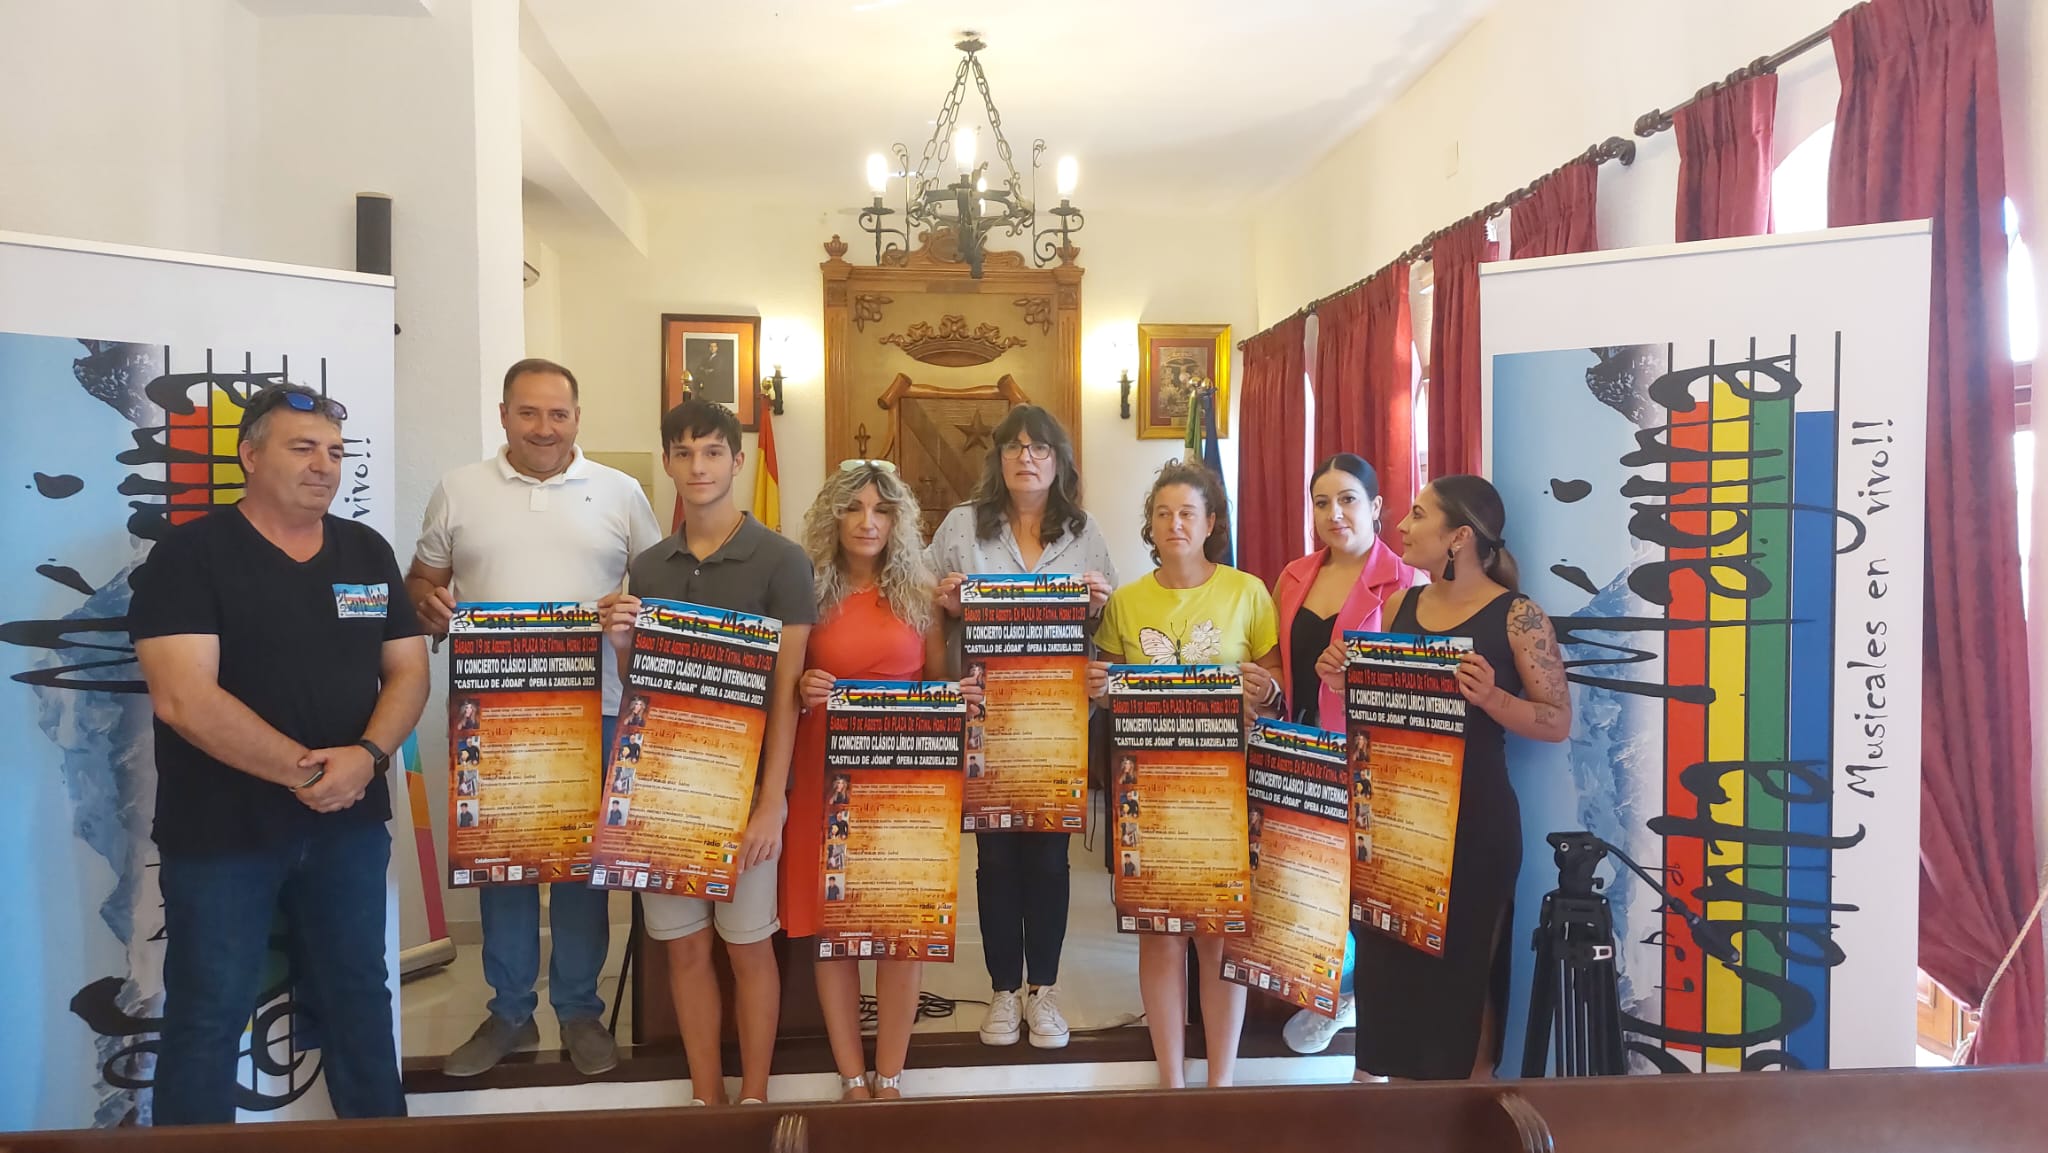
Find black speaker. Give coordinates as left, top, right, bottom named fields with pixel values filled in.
left=355, top=193, right=392, bottom=276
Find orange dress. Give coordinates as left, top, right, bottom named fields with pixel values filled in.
left=779, top=588, right=928, bottom=938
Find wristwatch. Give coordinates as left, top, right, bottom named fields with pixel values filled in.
left=357, top=738, right=392, bottom=773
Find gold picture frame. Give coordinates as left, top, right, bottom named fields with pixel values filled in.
left=1136, top=323, right=1231, bottom=440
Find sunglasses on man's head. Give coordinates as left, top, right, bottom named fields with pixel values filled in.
left=241, top=387, right=348, bottom=426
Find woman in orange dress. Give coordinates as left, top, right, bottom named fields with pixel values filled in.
left=782, top=459, right=979, bottom=1100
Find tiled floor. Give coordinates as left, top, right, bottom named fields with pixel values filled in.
left=400, top=829, right=1148, bottom=1058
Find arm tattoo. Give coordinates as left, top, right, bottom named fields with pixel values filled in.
left=1508, top=598, right=1571, bottom=727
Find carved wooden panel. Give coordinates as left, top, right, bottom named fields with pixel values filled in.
left=823, top=231, right=1083, bottom=509
left=877, top=373, right=1031, bottom=539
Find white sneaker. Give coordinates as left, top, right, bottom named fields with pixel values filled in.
left=1282, top=994, right=1356, bottom=1054
left=1026, top=986, right=1071, bottom=1049
left=979, top=989, right=1022, bottom=1046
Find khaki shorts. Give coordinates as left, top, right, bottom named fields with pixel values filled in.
left=641, top=854, right=780, bottom=945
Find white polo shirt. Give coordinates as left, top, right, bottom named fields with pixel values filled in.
left=414, top=446, right=662, bottom=714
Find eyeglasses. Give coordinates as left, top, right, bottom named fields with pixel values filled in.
left=838, top=458, right=898, bottom=473
left=237, top=387, right=347, bottom=439
left=1000, top=441, right=1054, bottom=461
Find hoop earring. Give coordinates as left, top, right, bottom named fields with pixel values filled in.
left=1442, top=547, right=1459, bottom=582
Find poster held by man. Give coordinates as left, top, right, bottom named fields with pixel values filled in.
left=588, top=598, right=780, bottom=898
left=443, top=602, right=603, bottom=889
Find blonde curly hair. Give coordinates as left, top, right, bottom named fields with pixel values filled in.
left=801, top=463, right=936, bottom=634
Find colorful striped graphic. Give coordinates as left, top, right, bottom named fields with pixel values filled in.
left=1658, top=342, right=1832, bottom=1072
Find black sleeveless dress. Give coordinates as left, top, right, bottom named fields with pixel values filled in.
left=1353, top=587, right=1525, bottom=1080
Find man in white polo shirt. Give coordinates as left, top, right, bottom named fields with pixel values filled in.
left=406, top=358, right=662, bottom=1077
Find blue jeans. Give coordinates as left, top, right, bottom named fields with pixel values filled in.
left=476, top=715, right=615, bottom=1025
left=156, top=819, right=401, bottom=1125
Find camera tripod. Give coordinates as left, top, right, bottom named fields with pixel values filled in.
left=1521, top=831, right=1739, bottom=1077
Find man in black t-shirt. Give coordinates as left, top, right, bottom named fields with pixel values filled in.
left=129, top=385, right=430, bottom=1125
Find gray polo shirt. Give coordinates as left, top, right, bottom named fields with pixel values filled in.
left=627, top=514, right=818, bottom=628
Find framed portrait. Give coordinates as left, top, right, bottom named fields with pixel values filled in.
left=660, top=313, right=761, bottom=430
left=1136, top=323, right=1231, bottom=440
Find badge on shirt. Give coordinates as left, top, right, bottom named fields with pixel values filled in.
left=333, top=583, right=391, bottom=618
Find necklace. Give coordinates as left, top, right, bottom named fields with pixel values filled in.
left=692, top=512, right=745, bottom=560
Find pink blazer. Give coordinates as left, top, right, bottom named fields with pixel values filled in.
left=1273, top=541, right=1419, bottom=730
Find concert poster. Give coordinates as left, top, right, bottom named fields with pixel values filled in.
left=1222, top=720, right=1350, bottom=1017
left=815, top=681, right=967, bottom=962
left=445, top=602, right=604, bottom=887
left=1106, top=665, right=1249, bottom=935
left=588, top=598, right=781, bottom=900
left=1344, top=631, right=1473, bottom=957
left=958, top=574, right=1091, bottom=833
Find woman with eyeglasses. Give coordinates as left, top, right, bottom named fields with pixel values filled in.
left=927, top=405, right=1116, bottom=1050
left=785, top=459, right=982, bottom=1099
left=1271, top=453, right=1418, bottom=1055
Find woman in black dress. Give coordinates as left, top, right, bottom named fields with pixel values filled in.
left=1336, top=475, right=1570, bottom=1080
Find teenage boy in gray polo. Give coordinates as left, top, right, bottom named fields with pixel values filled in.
left=600, top=398, right=813, bottom=1106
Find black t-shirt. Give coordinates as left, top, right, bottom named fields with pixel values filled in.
left=127, top=507, right=420, bottom=854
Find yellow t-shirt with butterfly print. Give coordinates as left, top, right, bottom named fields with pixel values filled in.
left=1096, top=566, right=1280, bottom=666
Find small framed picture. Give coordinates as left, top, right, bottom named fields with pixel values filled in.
left=661, top=314, right=761, bottom=430
left=1136, top=323, right=1231, bottom=440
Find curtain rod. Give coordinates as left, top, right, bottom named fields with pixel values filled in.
left=1238, top=14, right=1839, bottom=352
left=1633, top=24, right=1834, bottom=138
left=1238, top=135, right=1637, bottom=349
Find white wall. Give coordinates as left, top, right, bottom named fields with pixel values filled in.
left=1251, top=0, right=1852, bottom=325
left=528, top=191, right=1255, bottom=588
left=0, top=0, right=525, bottom=934
left=0, top=2, right=254, bottom=257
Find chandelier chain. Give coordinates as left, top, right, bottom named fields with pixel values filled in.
left=910, top=52, right=975, bottom=202
left=968, top=55, right=1025, bottom=199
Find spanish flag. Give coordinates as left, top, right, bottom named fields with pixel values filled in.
left=752, top=403, right=782, bottom=532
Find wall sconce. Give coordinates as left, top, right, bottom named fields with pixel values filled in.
left=1108, top=330, right=1137, bottom=420
left=759, top=330, right=793, bottom=416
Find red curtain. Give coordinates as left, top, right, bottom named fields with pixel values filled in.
left=1425, top=217, right=1498, bottom=480
left=1828, top=0, right=2042, bottom=1065
left=1313, top=266, right=1415, bottom=552
left=1237, top=314, right=1309, bottom=585
left=1675, top=72, right=1777, bottom=241
left=1510, top=157, right=1600, bottom=259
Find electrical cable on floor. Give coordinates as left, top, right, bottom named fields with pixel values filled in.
left=857, top=991, right=982, bottom=1029
left=854, top=993, right=1141, bottom=1033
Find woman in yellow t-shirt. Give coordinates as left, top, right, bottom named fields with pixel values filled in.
left=1088, top=459, right=1284, bottom=1089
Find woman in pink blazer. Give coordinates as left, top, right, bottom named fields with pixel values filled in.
left=1273, top=454, right=1420, bottom=729
left=1271, top=453, right=1418, bottom=1056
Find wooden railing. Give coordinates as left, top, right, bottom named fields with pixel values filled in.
left=8, top=1066, right=2046, bottom=1153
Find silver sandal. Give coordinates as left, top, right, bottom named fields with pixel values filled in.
left=869, top=1072, right=903, bottom=1095
left=841, top=1073, right=872, bottom=1099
